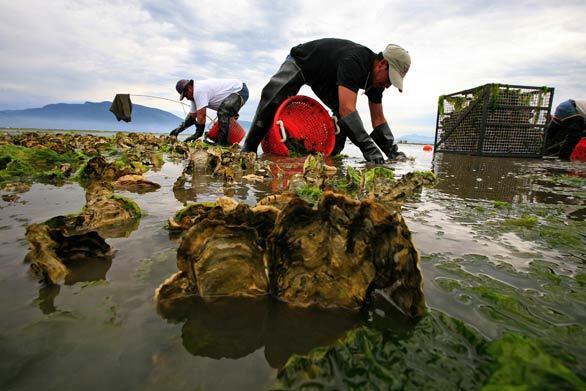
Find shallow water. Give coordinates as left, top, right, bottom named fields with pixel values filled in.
left=0, top=142, right=584, bottom=390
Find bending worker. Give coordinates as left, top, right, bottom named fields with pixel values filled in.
left=545, top=99, right=585, bottom=160
left=242, top=38, right=410, bottom=163
left=171, top=78, right=249, bottom=145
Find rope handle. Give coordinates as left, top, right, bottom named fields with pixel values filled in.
left=332, top=116, right=341, bottom=135
left=202, top=115, right=218, bottom=142
left=277, top=120, right=287, bottom=142
left=130, top=94, right=190, bottom=107
left=207, top=115, right=217, bottom=130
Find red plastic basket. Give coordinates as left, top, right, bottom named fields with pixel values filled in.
left=207, top=120, right=245, bottom=145
left=570, top=137, right=586, bottom=162
left=261, top=95, right=336, bottom=156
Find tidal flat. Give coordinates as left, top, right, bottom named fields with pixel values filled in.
left=0, top=131, right=584, bottom=390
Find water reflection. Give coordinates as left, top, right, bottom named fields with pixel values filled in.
left=172, top=174, right=203, bottom=204
left=433, top=152, right=585, bottom=204
left=34, top=251, right=113, bottom=314
left=263, top=155, right=313, bottom=192
left=433, top=153, right=534, bottom=202
left=171, top=159, right=275, bottom=206
left=180, top=298, right=268, bottom=361
left=159, top=295, right=412, bottom=369
left=27, top=206, right=133, bottom=314
left=36, top=284, right=61, bottom=314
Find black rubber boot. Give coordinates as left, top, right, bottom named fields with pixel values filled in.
left=217, top=93, right=245, bottom=146
left=338, top=111, right=384, bottom=163
left=241, top=126, right=266, bottom=153
left=331, top=132, right=347, bottom=156
left=370, top=122, right=405, bottom=160
left=170, top=114, right=196, bottom=137
left=216, top=114, right=231, bottom=146
left=242, top=57, right=304, bottom=153
left=184, top=123, right=205, bottom=142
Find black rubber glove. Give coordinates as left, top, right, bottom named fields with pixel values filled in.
left=338, top=111, right=384, bottom=163
left=185, top=123, right=205, bottom=142
left=170, top=114, right=196, bottom=136
left=370, top=122, right=405, bottom=160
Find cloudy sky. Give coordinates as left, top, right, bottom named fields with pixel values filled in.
left=0, top=0, right=584, bottom=136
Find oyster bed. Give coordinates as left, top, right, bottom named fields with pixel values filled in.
left=0, top=131, right=584, bottom=390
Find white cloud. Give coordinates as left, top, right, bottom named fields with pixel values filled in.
left=0, top=0, right=584, bottom=137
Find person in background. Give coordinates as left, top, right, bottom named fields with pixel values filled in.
left=170, top=78, right=249, bottom=145
left=241, top=38, right=410, bottom=163
left=545, top=99, right=586, bottom=160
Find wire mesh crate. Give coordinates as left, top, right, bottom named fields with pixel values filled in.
left=434, top=84, right=554, bottom=157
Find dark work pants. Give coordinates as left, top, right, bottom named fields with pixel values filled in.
left=242, top=57, right=305, bottom=152
left=558, top=116, right=586, bottom=160
left=217, top=83, right=249, bottom=145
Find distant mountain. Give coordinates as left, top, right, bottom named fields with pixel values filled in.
left=0, top=101, right=252, bottom=133
left=397, top=133, right=435, bottom=144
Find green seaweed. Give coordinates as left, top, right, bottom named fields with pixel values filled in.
left=274, top=309, right=584, bottom=390
left=482, top=202, right=585, bottom=255
left=72, top=160, right=93, bottom=184
left=333, top=166, right=362, bottom=194
left=482, top=333, right=585, bottom=390
left=411, top=170, right=436, bottom=183
left=489, top=84, right=500, bottom=110
left=493, top=201, right=511, bottom=209
left=158, top=143, right=173, bottom=153
left=423, top=250, right=586, bottom=376
left=274, top=311, right=494, bottom=390
left=303, top=154, right=321, bottom=171
left=133, top=250, right=176, bottom=283
left=332, top=154, right=348, bottom=163
left=364, top=166, right=395, bottom=189
left=435, top=277, right=464, bottom=292
left=549, top=174, right=586, bottom=188
left=0, top=159, right=34, bottom=183
left=285, top=138, right=310, bottom=157
left=173, top=201, right=216, bottom=222
left=346, top=166, right=361, bottom=184
left=0, top=155, right=13, bottom=170
left=296, top=184, right=323, bottom=205
left=502, top=215, right=538, bottom=228
left=112, top=154, right=147, bottom=173
left=445, top=95, right=468, bottom=113
left=0, top=144, right=87, bottom=185
left=362, top=166, right=396, bottom=195
left=438, top=95, right=445, bottom=117
left=436, top=193, right=586, bottom=258
left=110, top=194, right=142, bottom=218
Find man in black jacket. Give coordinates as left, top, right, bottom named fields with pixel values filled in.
left=544, top=99, right=585, bottom=160
left=242, top=38, right=410, bottom=163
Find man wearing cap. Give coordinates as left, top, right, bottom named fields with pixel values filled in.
left=545, top=99, right=586, bottom=160
left=241, top=38, right=410, bottom=163
left=170, top=78, right=249, bottom=145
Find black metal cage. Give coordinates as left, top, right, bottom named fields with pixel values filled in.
left=434, top=83, right=554, bottom=157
